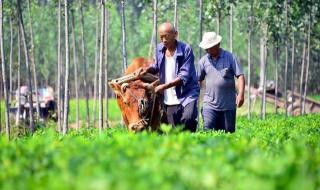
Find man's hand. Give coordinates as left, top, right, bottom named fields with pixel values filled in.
left=236, top=75, right=245, bottom=108
left=236, top=94, right=244, bottom=108
left=154, top=78, right=182, bottom=94
left=155, top=84, right=167, bottom=94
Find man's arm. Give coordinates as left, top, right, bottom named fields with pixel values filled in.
left=155, top=45, right=194, bottom=94
left=177, top=45, right=194, bottom=86
left=155, top=77, right=182, bottom=94
left=236, top=74, right=245, bottom=108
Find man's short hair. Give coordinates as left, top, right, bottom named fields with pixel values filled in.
left=160, top=22, right=176, bottom=33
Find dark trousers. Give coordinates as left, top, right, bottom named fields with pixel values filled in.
left=201, top=108, right=236, bottom=133
left=164, top=100, right=198, bottom=132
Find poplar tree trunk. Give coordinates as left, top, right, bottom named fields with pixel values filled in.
left=196, top=0, right=203, bottom=128
left=0, top=0, right=11, bottom=138
left=27, top=0, right=40, bottom=120
left=229, top=4, right=233, bottom=52
left=99, top=0, right=106, bottom=131
left=216, top=13, right=220, bottom=35
left=9, top=16, right=13, bottom=102
left=299, top=27, right=307, bottom=115
left=216, top=6, right=221, bottom=35
left=198, top=0, right=203, bottom=61
left=259, top=37, right=265, bottom=90
left=260, top=25, right=268, bottom=119
left=79, top=0, right=90, bottom=128
left=284, top=0, right=288, bottom=117
left=173, top=0, right=178, bottom=30
left=247, top=3, right=252, bottom=119
left=153, top=0, right=157, bottom=57
left=120, top=0, right=127, bottom=73
left=57, top=0, right=62, bottom=132
left=290, top=35, right=295, bottom=115
left=148, top=23, right=154, bottom=58
left=17, top=0, right=34, bottom=132
left=274, top=45, right=279, bottom=114
left=60, top=37, right=65, bottom=123
left=273, top=0, right=281, bottom=115
left=259, top=37, right=264, bottom=118
left=104, top=8, right=109, bottom=127
left=62, top=0, right=70, bottom=135
left=262, top=37, right=267, bottom=120
left=71, top=9, right=79, bottom=130
left=16, top=30, right=21, bottom=126
left=93, top=11, right=99, bottom=127
left=302, top=16, right=311, bottom=114
left=148, top=0, right=157, bottom=58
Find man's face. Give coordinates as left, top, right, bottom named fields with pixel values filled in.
left=159, top=29, right=177, bottom=48
left=206, top=43, right=220, bottom=57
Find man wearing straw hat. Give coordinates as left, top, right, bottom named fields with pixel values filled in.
left=198, top=32, right=245, bottom=133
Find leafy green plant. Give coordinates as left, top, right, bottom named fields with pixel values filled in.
left=0, top=114, right=319, bottom=190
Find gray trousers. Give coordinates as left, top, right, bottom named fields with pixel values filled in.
left=201, top=108, right=236, bottom=133
left=164, top=100, right=198, bottom=132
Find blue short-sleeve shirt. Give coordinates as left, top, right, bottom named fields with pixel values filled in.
left=198, top=48, right=244, bottom=111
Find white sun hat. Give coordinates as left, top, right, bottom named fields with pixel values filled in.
left=199, top=32, right=222, bottom=49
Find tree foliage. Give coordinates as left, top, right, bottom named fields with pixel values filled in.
left=0, top=0, right=319, bottom=97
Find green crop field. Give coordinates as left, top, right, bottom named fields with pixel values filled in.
left=1, top=98, right=320, bottom=190
left=0, top=114, right=320, bottom=190
left=1, top=0, right=320, bottom=188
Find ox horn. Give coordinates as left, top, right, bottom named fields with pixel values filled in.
left=121, top=83, right=129, bottom=93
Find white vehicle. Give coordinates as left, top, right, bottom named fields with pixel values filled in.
left=9, top=86, right=56, bottom=121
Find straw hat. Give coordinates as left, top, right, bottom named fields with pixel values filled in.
left=199, top=32, right=222, bottom=49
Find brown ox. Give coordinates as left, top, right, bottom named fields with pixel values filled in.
left=109, top=57, right=162, bottom=132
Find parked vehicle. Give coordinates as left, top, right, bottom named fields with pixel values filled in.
left=9, top=86, right=57, bottom=121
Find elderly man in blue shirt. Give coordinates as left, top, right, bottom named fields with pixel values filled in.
left=198, top=32, right=245, bottom=133
left=142, top=22, right=200, bottom=132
